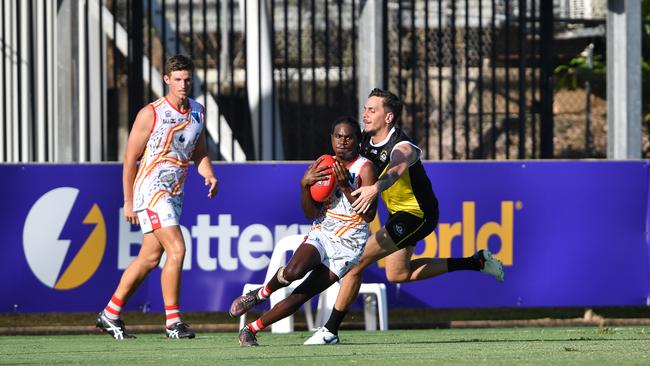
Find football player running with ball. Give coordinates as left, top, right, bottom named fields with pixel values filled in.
left=229, top=116, right=377, bottom=347
left=304, top=89, right=504, bottom=345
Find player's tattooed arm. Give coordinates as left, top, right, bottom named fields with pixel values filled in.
left=351, top=143, right=417, bottom=214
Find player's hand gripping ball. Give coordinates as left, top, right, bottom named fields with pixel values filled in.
left=310, top=154, right=337, bottom=202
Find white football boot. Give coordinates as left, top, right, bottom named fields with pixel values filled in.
left=478, top=250, right=505, bottom=281
left=304, top=327, right=340, bottom=345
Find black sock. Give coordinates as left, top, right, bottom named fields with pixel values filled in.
left=447, top=257, right=481, bottom=272
left=323, top=307, right=347, bottom=335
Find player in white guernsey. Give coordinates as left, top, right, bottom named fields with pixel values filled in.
left=132, top=95, right=207, bottom=233
left=229, top=117, right=378, bottom=347
left=96, top=55, right=218, bottom=340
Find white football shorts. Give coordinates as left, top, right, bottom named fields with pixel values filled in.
left=304, top=228, right=365, bottom=278
left=136, top=196, right=181, bottom=234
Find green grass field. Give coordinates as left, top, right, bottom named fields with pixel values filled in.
left=1, top=327, right=650, bottom=365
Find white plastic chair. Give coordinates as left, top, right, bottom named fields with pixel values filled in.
left=314, top=281, right=389, bottom=331
left=238, top=234, right=389, bottom=333
left=238, top=234, right=315, bottom=333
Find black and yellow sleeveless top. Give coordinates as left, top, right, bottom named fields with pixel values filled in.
left=360, top=127, right=438, bottom=219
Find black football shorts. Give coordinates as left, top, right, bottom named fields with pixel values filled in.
left=384, top=210, right=438, bottom=249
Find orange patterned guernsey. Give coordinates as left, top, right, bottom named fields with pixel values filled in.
left=133, top=97, right=205, bottom=233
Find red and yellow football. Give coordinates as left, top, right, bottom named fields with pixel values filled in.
left=310, top=154, right=337, bottom=202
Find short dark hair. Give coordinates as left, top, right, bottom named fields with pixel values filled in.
left=368, top=88, right=403, bottom=125
left=165, top=54, right=194, bottom=75
left=331, top=116, right=361, bottom=142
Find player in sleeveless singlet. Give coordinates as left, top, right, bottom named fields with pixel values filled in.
left=229, top=117, right=378, bottom=347
left=96, top=55, right=218, bottom=340
left=132, top=95, right=207, bottom=233
left=304, top=89, right=505, bottom=345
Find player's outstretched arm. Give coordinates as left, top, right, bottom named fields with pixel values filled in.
left=357, top=162, right=378, bottom=222
left=122, top=105, right=154, bottom=225
left=351, top=143, right=418, bottom=214
left=192, top=128, right=218, bottom=198
left=300, top=156, right=327, bottom=220
left=333, top=159, right=378, bottom=222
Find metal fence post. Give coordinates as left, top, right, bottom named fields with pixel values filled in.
left=607, top=0, right=642, bottom=159
left=357, top=0, right=383, bottom=126
left=584, top=43, right=594, bottom=157
left=539, top=0, right=554, bottom=158
left=128, top=0, right=143, bottom=128
left=244, top=0, right=283, bottom=160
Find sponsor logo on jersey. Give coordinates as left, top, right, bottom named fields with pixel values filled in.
left=22, top=187, right=106, bottom=290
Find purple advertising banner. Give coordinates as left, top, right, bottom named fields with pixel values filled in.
left=1, top=161, right=649, bottom=313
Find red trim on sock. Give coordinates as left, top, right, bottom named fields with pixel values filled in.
left=104, top=306, right=120, bottom=315
left=166, top=312, right=180, bottom=320
left=164, top=304, right=180, bottom=310
left=253, top=319, right=265, bottom=332
left=111, top=295, right=124, bottom=307
left=245, top=319, right=265, bottom=333
left=257, top=286, right=268, bottom=299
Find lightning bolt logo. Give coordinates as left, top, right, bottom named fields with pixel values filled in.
left=22, top=187, right=106, bottom=290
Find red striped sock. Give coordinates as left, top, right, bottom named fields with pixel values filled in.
left=257, top=284, right=272, bottom=300
left=246, top=319, right=265, bottom=334
left=104, top=295, right=123, bottom=321
left=165, top=304, right=181, bottom=328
